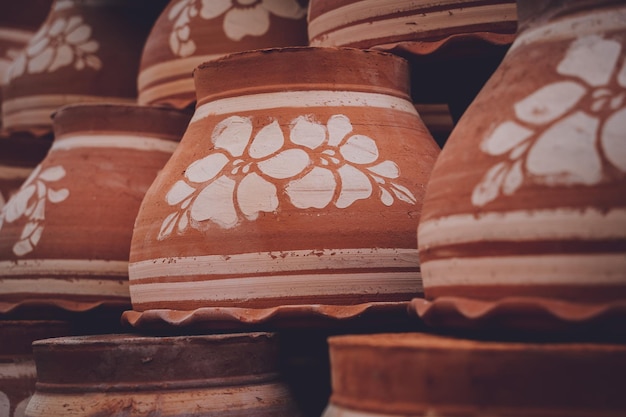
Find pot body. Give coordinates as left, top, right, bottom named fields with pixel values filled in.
left=417, top=1, right=626, bottom=302
left=129, top=47, right=440, bottom=312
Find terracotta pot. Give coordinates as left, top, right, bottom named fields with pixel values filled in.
left=127, top=47, right=439, bottom=326
left=416, top=1, right=626, bottom=315
left=0, top=320, right=72, bottom=417
left=1, top=0, right=167, bottom=137
left=324, top=333, right=626, bottom=416
left=25, top=332, right=303, bottom=417
left=0, top=103, right=191, bottom=318
left=137, top=0, right=309, bottom=109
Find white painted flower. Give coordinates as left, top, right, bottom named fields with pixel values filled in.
left=472, top=34, right=626, bottom=207
left=158, top=114, right=415, bottom=238
left=167, top=0, right=306, bottom=57
left=0, top=165, right=69, bottom=256
left=9, top=15, right=101, bottom=79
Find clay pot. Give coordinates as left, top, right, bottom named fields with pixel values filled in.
left=127, top=47, right=439, bottom=326
left=25, top=332, right=303, bottom=417
left=324, top=333, right=626, bottom=416
left=416, top=1, right=626, bottom=318
left=137, top=0, right=309, bottom=109
left=1, top=0, right=167, bottom=137
left=0, top=103, right=191, bottom=318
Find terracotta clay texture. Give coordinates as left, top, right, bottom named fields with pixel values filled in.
left=324, top=333, right=626, bottom=417
left=128, top=47, right=440, bottom=323
left=0, top=103, right=191, bottom=317
left=25, top=332, right=303, bottom=417
left=137, top=0, right=308, bottom=108
left=1, top=0, right=166, bottom=137
left=417, top=1, right=626, bottom=307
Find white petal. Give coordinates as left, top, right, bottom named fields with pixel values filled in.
left=169, top=27, right=181, bottom=54
left=30, top=224, right=44, bottom=245
left=48, top=44, right=73, bottom=71
left=249, top=120, right=284, bottom=159
left=31, top=198, right=45, bottom=220
left=601, top=107, right=626, bottom=172
left=166, top=180, right=195, bottom=205
left=0, top=392, right=7, bottom=416
left=169, top=0, right=190, bottom=19
left=502, top=159, right=523, bottom=195
left=327, top=114, right=352, bottom=147
left=618, top=59, right=626, bottom=88
left=212, top=116, right=253, bottom=157
left=190, top=176, right=238, bottom=228
left=335, top=164, right=372, bottom=208
left=179, top=40, right=196, bottom=57
left=481, top=121, right=534, bottom=155
left=340, top=135, right=379, bottom=164
left=27, top=46, right=54, bottom=73
left=526, top=111, right=602, bottom=185
left=178, top=210, right=189, bottom=231
left=290, top=116, right=326, bottom=149
left=185, top=153, right=229, bottom=183
left=261, top=0, right=306, bottom=19
left=380, top=188, right=394, bottom=206
left=178, top=25, right=191, bottom=41
left=286, top=167, right=335, bottom=209
left=223, top=6, right=270, bottom=41
left=514, top=81, right=586, bottom=125
left=200, top=0, right=232, bottom=19
left=158, top=212, right=179, bottom=240
left=85, top=54, right=101, bottom=70
left=20, top=221, right=39, bottom=239
left=390, top=183, right=417, bottom=205
left=257, top=149, right=309, bottom=179
left=471, top=162, right=508, bottom=207
left=66, top=24, right=91, bottom=44
left=557, top=35, right=621, bottom=87
left=13, top=239, right=33, bottom=256
left=49, top=18, right=66, bottom=37
left=367, top=160, right=399, bottom=178
left=39, top=166, right=66, bottom=181
left=237, top=173, right=278, bottom=220
left=79, top=40, right=99, bottom=53
left=27, top=36, right=49, bottom=56
left=4, top=185, right=36, bottom=222
left=65, top=16, right=83, bottom=33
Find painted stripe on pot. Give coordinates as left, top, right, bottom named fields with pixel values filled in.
left=0, top=259, right=128, bottom=276
left=309, top=3, right=516, bottom=47
left=129, top=248, right=419, bottom=280
left=419, top=208, right=626, bottom=247
left=0, top=361, right=36, bottom=379
left=323, top=403, right=386, bottom=417
left=51, top=134, right=179, bottom=153
left=137, top=78, right=195, bottom=106
left=137, top=54, right=225, bottom=91
left=422, top=253, right=626, bottom=286
left=0, top=165, right=34, bottom=180
left=0, top=278, right=129, bottom=296
left=130, top=272, right=421, bottom=303
left=192, top=91, right=417, bottom=122
left=2, top=95, right=137, bottom=114
left=0, top=27, right=34, bottom=43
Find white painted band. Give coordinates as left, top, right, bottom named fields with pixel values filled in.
left=191, top=91, right=417, bottom=123
left=422, top=253, right=626, bottom=286
left=419, top=208, right=626, bottom=247
left=0, top=278, right=129, bottom=297
left=0, top=259, right=128, bottom=276
left=138, top=78, right=195, bottom=106
left=51, top=134, right=179, bottom=153
left=309, top=3, right=517, bottom=46
left=0, top=361, right=37, bottom=379
left=0, top=27, right=34, bottom=43
left=323, top=404, right=386, bottom=417
left=130, top=271, right=421, bottom=303
left=137, top=53, right=225, bottom=91
left=0, top=165, right=35, bottom=180
left=129, top=248, right=419, bottom=280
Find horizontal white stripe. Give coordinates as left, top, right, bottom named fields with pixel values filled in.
left=2, top=95, right=137, bottom=114
left=137, top=54, right=225, bottom=91
left=130, top=248, right=419, bottom=280
left=0, top=165, right=35, bottom=180
left=191, top=91, right=417, bottom=122
left=510, top=7, right=626, bottom=52
left=130, top=271, right=421, bottom=303
left=419, top=208, right=626, bottom=247
left=51, top=134, right=178, bottom=153
left=1, top=108, right=56, bottom=128
left=0, top=278, right=129, bottom=297
left=137, top=78, right=194, bottom=106
left=0, top=27, right=34, bottom=43
left=422, top=253, right=626, bottom=286
left=323, top=404, right=385, bottom=417
left=0, top=259, right=128, bottom=276
left=309, top=3, right=517, bottom=46
left=0, top=361, right=37, bottom=379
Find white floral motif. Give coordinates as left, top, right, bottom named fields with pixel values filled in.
left=158, top=114, right=415, bottom=238
left=472, top=34, right=626, bottom=207
left=0, top=165, right=69, bottom=256
left=9, top=15, right=101, bottom=79
left=168, top=0, right=306, bottom=57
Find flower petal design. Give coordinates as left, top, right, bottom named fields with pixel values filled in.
left=286, top=167, right=336, bottom=209
left=166, top=180, right=196, bottom=205
left=261, top=0, right=306, bottom=19
left=158, top=212, right=179, bottom=240
left=30, top=224, right=44, bottom=245
left=471, top=161, right=508, bottom=207
left=249, top=119, right=284, bottom=159
left=557, top=35, right=621, bottom=87
left=48, top=44, right=73, bottom=71
left=49, top=18, right=66, bottom=37
left=514, top=81, right=586, bottom=125
left=169, top=0, right=190, bottom=19
left=179, top=40, right=196, bottom=57
left=13, top=239, right=33, bottom=256
left=200, top=0, right=232, bottom=19
left=4, top=185, right=36, bottom=222
left=502, top=159, right=523, bottom=195
left=290, top=116, right=326, bottom=149
left=335, top=164, right=372, bottom=208
left=27, top=35, right=49, bottom=56
left=66, top=23, right=91, bottom=44
left=380, top=188, right=394, bottom=206
left=31, top=198, right=45, bottom=221
left=223, top=5, right=270, bottom=41
left=390, top=183, right=417, bottom=205
left=481, top=121, right=534, bottom=155
left=178, top=210, right=189, bottom=231
left=340, top=134, right=379, bottom=164
left=39, top=166, right=66, bottom=181
left=526, top=111, right=602, bottom=185
left=212, top=116, right=253, bottom=157
left=327, top=114, right=352, bottom=147
left=190, top=175, right=238, bottom=228
left=85, top=55, right=101, bottom=70
left=237, top=172, right=278, bottom=220
left=185, top=153, right=229, bottom=183
left=367, top=160, right=399, bottom=178
left=601, top=107, right=626, bottom=172
left=27, top=46, right=54, bottom=73
left=257, top=149, right=310, bottom=179
left=78, top=40, right=99, bottom=53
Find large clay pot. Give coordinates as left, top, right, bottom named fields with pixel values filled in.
left=0, top=103, right=191, bottom=318
left=25, top=332, right=303, bottom=417
left=323, top=333, right=626, bottom=416
left=1, top=0, right=167, bottom=137
left=126, top=47, right=440, bottom=329
left=137, top=0, right=308, bottom=109
left=415, top=1, right=626, bottom=326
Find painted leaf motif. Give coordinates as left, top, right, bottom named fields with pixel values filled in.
left=39, top=166, right=66, bottom=181
left=262, top=0, right=306, bottom=19
left=178, top=40, right=196, bottom=57
left=224, top=6, right=270, bottom=41
left=31, top=198, right=45, bottom=221
left=340, top=135, right=378, bottom=164
left=249, top=119, right=284, bottom=159
left=79, top=40, right=99, bottom=53
left=601, top=107, right=626, bottom=172
left=166, top=180, right=195, bottom=205
left=4, top=185, right=36, bottom=222
left=327, top=114, right=352, bottom=146
left=30, top=224, right=44, bottom=245
left=367, top=161, right=399, bottom=179
left=13, top=239, right=33, bottom=256
left=185, top=153, right=229, bottom=183
left=237, top=172, right=278, bottom=220
left=212, top=116, right=253, bottom=157
left=190, top=175, right=238, bottom=228
left=200, top=0, right=232, bottom=19
left=158, top=212, right=179, bottom=240
left=380, top=188, right=394, bottom=206
left=257, top=149, right=309, bottom=179
left=169, top=0, right=191, bottom=19
left=178, top=210, right=189, bottom=231
left=481, top=121, right=534, bottom=155
left=20, top=221, right=39, bottom=240
left=49, top=44, right=73, bottom=71
left=169, top=29, right=180, bottom=55
left=290, top=116, right=326, bottom=149
left=85, top=54, right=102, bottom=70
left=27, top=34, right=49, bottom=56
left=66, top=23, right=90, bottom=44
left=514, top=81, right=586, bottom=125
left=502, top=159, right=523, bottom=195
left=556, top=35, right=621, bottom=87
left=335, top=164, right=372, bottom=208
left=286, top=167, right=335, bottom=209
left=49, top=18, right=66, bottom=37
left=471, top=162, right=508, bottom=207
left=48, top=188, right=70, bottom=203
left=390, top=183, right=417, bottom=205
left=28, top=46, right=54, bottom=73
